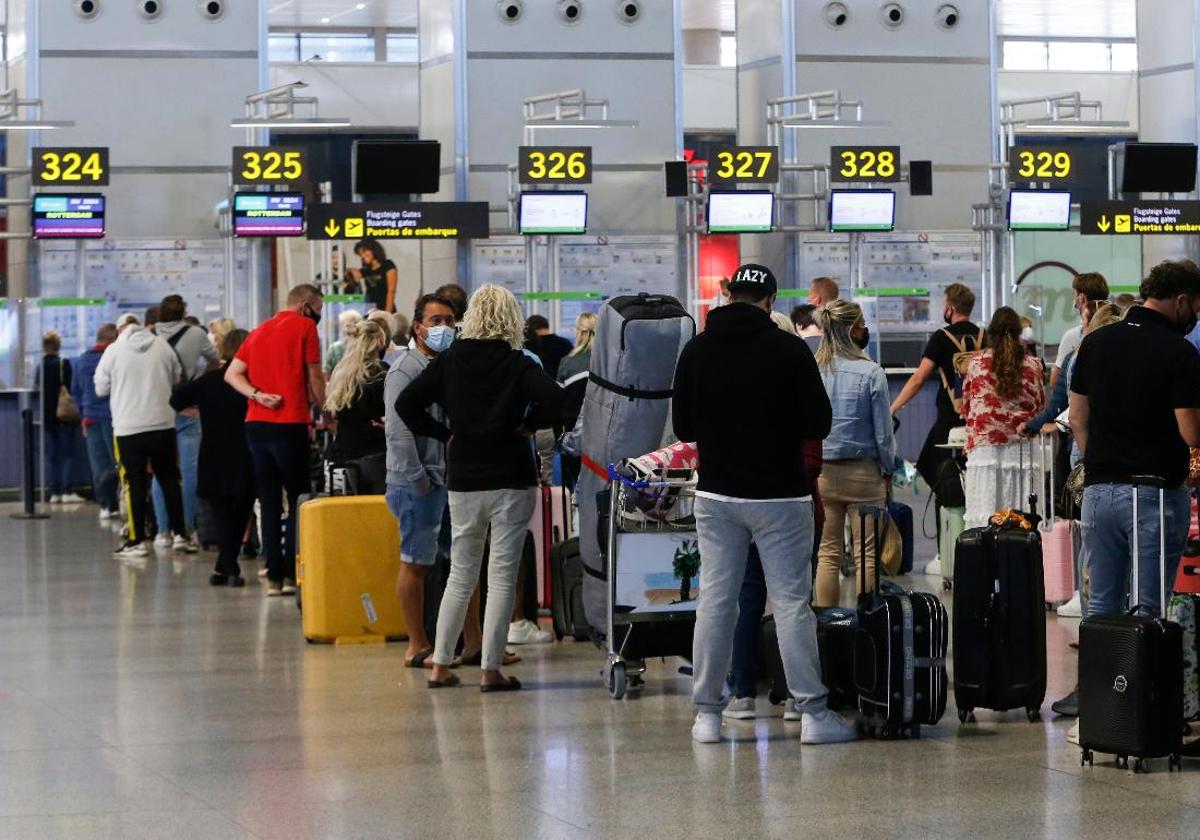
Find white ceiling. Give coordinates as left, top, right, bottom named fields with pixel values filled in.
left=267, top=0, right=1134, bottom=40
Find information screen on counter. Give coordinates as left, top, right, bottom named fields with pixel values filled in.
left=33, top=194, right=105, bottom=239
left=829, top=190, right=895, bottom=232
left=1008, top=190, right=1071, bottom=231
left=707, top=190, right=774, bottom=233
left=233, top=192, right=305, bottom=237
left=519, top=192, right=588, bottom=235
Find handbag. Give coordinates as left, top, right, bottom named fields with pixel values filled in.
left=55, top=359, right=81, bottom=424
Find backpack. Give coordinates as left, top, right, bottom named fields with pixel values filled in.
left=936, top=327, right=985, bottom=413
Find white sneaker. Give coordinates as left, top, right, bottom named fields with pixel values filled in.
left=1067, top=720, right=1080, bottom=746
left=99, top=509, right=113, bottom=523
left=257, top=567, right=269, bottom=578
left=924, top=556, right=942, bottom=577
left=1057, top=591, right=1083, bottom=618
left=691, top=712, right=722, bottom=743
left=60, top=493, right=85, bottom=504
left=49, top=495, right=63, bottom=504
left=800, top=709, right=859, bottom=744
left=723, top=696, right=757, bottom=720
left=154, top=532, right=173, bottom=548
left=112, top=540, right=149, bottom=558
left=507, top=619, right=553, bottom=645
left=281, top=579, right=297, bottom=595
left=172, top=534, right=198, bottom=554
left=783, top=698, right=803, bottom=721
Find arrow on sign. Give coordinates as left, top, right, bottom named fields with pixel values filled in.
left=324, top=219, right=340, bottom=237
left=1097, top=216, right=1111, bottom=233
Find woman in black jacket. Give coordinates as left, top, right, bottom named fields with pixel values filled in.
left=397, top=284, right=564, bottom=692
left=170, top=329, right=255, bottom=587
left=324, top=318, right=389, bottom=493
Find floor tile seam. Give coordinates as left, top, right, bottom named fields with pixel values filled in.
left=519, top=797, right=607, bottom=837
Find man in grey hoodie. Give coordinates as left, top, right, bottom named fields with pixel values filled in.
left=384, top=292, right=475, bottom=667
left=151, top=295, right=219, bottom=545
left=95, top=321, right=191, bottom=558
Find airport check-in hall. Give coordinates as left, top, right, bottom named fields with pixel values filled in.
left=2, top=0, right=1200, bottom=838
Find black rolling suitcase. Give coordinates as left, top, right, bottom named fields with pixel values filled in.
left=765, top=608, right=859, bottom=711
left=1079, top=477, right=1184, bottom=773
left=854, top=506, right=949, bottom=738
left=550, top=537, right=592, bottom=641
left=953, top=525, right=1048, bottom=723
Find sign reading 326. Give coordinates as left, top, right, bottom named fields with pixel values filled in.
left=519, top=147, right=592, bottom=184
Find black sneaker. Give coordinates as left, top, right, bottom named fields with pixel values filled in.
left=228, top=576, right=246, bottom=588
left=113, top=540, right=149, bottom=558
left=1051, top=688, right=1079, bottom=718
left=209, top=573, right=228, bottom=586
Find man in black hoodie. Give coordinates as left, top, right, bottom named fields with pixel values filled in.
left=673, top=263, right=856, bottom=745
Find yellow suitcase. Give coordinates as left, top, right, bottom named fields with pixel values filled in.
left=297, top=495, right=407, bottom=644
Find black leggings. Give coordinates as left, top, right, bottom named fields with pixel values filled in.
left=208, top=493, right=255, bottom=577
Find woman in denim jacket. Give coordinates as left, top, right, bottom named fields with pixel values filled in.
left=813, top=300, right=899, bottom=607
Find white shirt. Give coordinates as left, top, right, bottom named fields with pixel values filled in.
left=1054, top=324, right=1083, bottom=370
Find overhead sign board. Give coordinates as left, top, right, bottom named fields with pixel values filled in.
left=32, top=194, right=106, bottom=239
left=518, top=146, right=592, bottom=184
left=232, top=146, right=308, bottom=185
left=831, top=146, right=901, bottom=183
left=709, top=146, right=779, bottom=185
left=33, top=147, right=109, bottom=186
left=1009, top=144, right=1076, bottom=186
left=1081, top=200, right=1200, bottom=235
left=306, top=202, right=490, bottom=241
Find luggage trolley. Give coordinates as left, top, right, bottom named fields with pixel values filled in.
left=603, top=465, right=699, bottom=699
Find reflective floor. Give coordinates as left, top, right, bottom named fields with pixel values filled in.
left=2, top=502, right=1198, bottom=840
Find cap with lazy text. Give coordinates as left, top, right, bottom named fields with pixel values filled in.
left=727, top=263, right=778, bottom=296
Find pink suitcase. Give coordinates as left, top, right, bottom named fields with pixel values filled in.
left=531, top=485, right=573, bottom=609
left=1040, top=435, right=1076, bottom=606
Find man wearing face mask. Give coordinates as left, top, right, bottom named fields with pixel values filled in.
left=384, top=293, right=462, bottom=667
left=1065, top=260, right=1200, bottom=745
left=225, top=284, right=326, bottom=596
left=1049, top=272, right=1109, bottom=390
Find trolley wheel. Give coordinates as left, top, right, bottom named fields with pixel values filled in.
left=1081, top=749, right=1094, bottom=767
left=1133, top=758, right=1149, bottom=774
left=1026, top=708, right=1041, bottom=723
left=608, top=662, right=627, bottom=700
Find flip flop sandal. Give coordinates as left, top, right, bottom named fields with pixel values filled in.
left=427, top=674, right=461, bottom=689
left=456, top=650, right=522, bottom=667
left=480, top=676, right=522, bottom=693
left=404, top=649, right=434, bottom=668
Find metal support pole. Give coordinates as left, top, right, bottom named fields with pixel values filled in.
left=11, top=393, right=49, bottom=520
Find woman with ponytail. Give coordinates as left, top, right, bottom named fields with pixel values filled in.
left=812, top=300, right=900, bottom=606
left=325, top=317, right=391, bottom=491
left=961, top=306, right=1045, bottom=528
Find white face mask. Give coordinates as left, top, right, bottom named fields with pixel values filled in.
left=1020, top=327, right=1035, bottom=343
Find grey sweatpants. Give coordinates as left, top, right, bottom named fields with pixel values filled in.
left=692, top=495, right=829, bottom=715
left=433, top=488, right=536, bottom=672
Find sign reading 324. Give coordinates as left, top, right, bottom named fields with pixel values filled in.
left=33, top=147, right=109, bottom=186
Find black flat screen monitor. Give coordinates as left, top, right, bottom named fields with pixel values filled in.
left=353, top=140, right=441, bottom=195
left=1121, top=143, right=1198, bottom=193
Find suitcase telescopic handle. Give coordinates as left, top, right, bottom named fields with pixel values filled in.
left=1129, top=475, right=1168, bottom=618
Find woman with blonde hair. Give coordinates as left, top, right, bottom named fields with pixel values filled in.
left=208, top=317, right=236, bottom=354
left=397, top=284, right=565, bottom=692
left=961, top=306, right=1045, bottom=529
left=812, top=300, right=899, bottom=606
left=555, top=311, right=597, bottom=385
left=325, top=318, right=390, bottom=492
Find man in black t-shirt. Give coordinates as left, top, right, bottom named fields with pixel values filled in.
left=1070, top=260, right=1200, bottom=621
left=891, top=285, right=983, bottom=570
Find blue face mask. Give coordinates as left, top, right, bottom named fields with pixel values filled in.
left=425, top=324, right=455, bottom=353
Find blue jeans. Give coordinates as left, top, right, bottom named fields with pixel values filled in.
left=1081, top=483, right=1189, bottom=619
left=693, top=496, right=826, bottom=714
left=83, top=421, right=118, bottom=511
left=43, top=423, right=78, bottom=496
left=152, top=413, right=199, bottom=534
left=385, top=483, right=449, bottom=566
left=730, top=545, right=766, bottom=699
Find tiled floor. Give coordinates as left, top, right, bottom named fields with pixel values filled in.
left=1, top=500, right=1197, bottom=840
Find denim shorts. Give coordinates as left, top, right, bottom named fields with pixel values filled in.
left=385, top=483, right=449, bottom=567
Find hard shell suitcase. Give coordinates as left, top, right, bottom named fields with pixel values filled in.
left=952, top=526, right=1047, bottom=722
left=296, top=495, right=406, bottom=644
left=531, top=485, right=573, bottom=610
left=763, top=608, right=858, bottom=712
left=1040, top=434, right=1075, bottom=606
left=1079, top=479, right=1184, bottom=772
left=888, top=500, right=915, bottom=575
left=854, top=507, right=949, bottom=738
left=1167, top=592, right=1200, bottom=721
left=550, top=537, right=592, bottom=641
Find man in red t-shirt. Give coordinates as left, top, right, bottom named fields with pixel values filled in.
left=225, top=284, right=326, bottom=596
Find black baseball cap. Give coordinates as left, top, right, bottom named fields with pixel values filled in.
left=727, top=263, right=778, bottom=296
